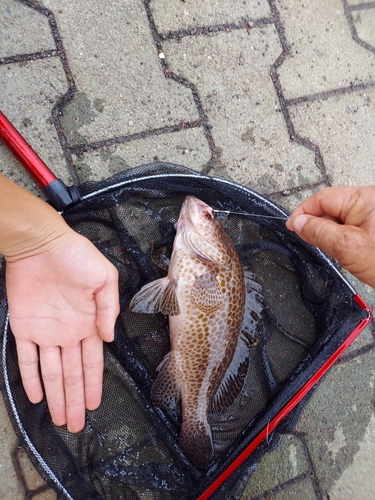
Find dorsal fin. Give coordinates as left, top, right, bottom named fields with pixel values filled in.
left=210, top=332, right=250, bottom=414
left=211, top=271, right=264, bottom=414
left=242, top=270, right=264, bottom=335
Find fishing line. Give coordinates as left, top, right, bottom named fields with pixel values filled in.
left=212, top=209, right=290, bottom=221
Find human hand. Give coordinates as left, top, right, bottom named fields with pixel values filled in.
left=5, top=228, right=119, bottom=432
left=286, top=186, right=375, bottom=288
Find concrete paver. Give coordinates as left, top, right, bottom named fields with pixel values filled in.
left=241, top=434, right=310, bottom=498
left=352, top=7, right=375, bottom=50
left=164, top=26, right=319, bottom=193
left=45, top=0, right=198, bottom=145
left=151, top=0, right=271, bottom=32
left=288, top=88, right=375, bottom=186
left=277, top=0, right=375, bottom=99
left=0, top=395, right=25, bottom=499
left=72, top=127, right=211, bottom=183
left=348, top=0, right=374, bottom=5
left=1, top=1, right=375, bottom=499
left=16, top=447, right=50, bottom=492
left=0, top=0, right=55, bottom=58
left=295, top=349, right=375, bottom=498
left=0, top=58, right=71, bottom=185
left=270, top=478, right=318, bottom=500
left=329, top=414, right=375, bottom=500
left=340, top=272, right=375, bottom=356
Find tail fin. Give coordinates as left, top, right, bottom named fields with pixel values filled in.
left=179, top=420, right=214, bottom=470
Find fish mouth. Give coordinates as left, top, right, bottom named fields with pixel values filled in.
left=178, top=196, right=214, bottom=230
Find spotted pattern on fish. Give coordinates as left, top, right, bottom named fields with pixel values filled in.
left=129, top=196, right=258, bottom=470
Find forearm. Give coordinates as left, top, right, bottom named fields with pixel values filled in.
left=0, top=173, right=69, bottom=262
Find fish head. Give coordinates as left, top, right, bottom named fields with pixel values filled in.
left=175, top=196, right=229, bottom=264
left=176, top=196, right=219, bottom=240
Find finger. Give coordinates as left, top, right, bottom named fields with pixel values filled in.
left=82, top=334, right=104, bottom=411
left=95, top=267, right=120, bottom=343
left=39, top=346, right=66, bottom=427
left=288, top=214, right=365, bottom=266
left=61, top=344, right=85, bottom=433
left=287, top=186, right=360, bottom=225
left=15, top=338, right=44, bottom=404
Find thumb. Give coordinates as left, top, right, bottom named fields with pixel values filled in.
left=289, top=214, right=362, bottom=264
left=95, top=274, right=120, bottom=343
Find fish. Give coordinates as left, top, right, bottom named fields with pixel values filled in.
left=129, top=196, right=263, bottom=469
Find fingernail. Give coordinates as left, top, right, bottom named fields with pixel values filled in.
left=292, top=214, right=309, bottom=233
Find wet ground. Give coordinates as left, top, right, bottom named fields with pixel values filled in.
left=1, top=0, right=375, bottom=498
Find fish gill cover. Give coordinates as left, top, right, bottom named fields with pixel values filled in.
left=0, top=163, right=368, bottom=500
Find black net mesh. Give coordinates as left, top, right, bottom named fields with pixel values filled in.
left=0, top=162, right=369, bottom=500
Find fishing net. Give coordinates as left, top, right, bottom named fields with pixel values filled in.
left=0, top=162, right=369, bottom=500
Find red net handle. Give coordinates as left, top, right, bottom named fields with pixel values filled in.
left=0, top=111, right=80, bottom=210
left=0, top=110, right=56, bottom=188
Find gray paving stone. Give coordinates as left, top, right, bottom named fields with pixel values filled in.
left=16, top=447, right=51, bottom=492
left=0, top=394, right=24, bottom=499
left=151, top=0, right=271, bottom=33
left=269, top=185, right=322, bottom=212
left=44, top=0, right=198, bottom=145
left=0, top=1, right=55, bottom=59
left=295, top=348, right=375, bottom=498
left=240, top=434, right=310, bottom=498
left=277, top=0, right=375, bottom=99
left=329, top=413, right=375, bottom=500
left=164, top=27, right=319, bottom=193
left=0, top=58, right=71, bottom=184
left=348, top=0, right=374, bottom=6
left=353, top=7, right=375, bottom=49
left=268, top=477, right=318, bottom=500
left=288, top=88, right=375, bottom=186
left=32, top=490, right=57, bottom=500
left=72, top=126, right=211, bottom=183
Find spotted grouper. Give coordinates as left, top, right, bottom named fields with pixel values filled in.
left=129, top=196, right=263, bottom=469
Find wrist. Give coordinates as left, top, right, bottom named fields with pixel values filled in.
left=1, top=209, right=71, bottom=263
left=0, top=173, right=72, bottom=262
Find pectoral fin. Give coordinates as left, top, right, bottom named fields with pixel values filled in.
left=129, top=277, right=180, bottom=315
left=191, top=272, right=224, bottom=313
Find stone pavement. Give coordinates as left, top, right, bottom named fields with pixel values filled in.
left=1, top=0, right=375, bottom=498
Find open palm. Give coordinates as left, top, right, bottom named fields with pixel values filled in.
left=5, top=230, right=119, bottom=432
